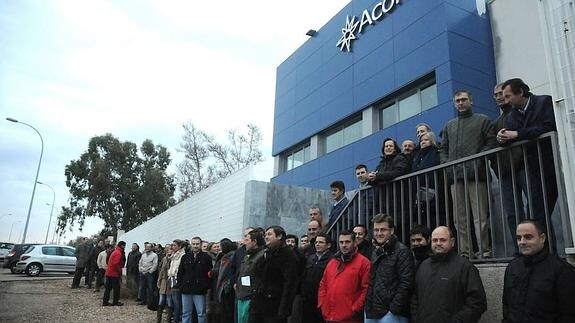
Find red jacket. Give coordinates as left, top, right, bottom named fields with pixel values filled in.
left=105, top=247, right=124, bottom=278
left=318, top=251, right=371, bottom=322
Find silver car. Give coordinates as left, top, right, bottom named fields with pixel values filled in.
left=0, top=242, right=15, bottom=265
left=16, top=245, right=76, bottom=276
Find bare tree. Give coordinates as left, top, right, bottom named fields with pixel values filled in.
left=176, top=123, right=264, bottom=200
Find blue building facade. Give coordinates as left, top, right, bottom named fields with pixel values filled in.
left=272, top=0, right=497, bottom=190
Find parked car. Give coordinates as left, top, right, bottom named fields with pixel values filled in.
left=0, top=242, right=15, bottom=265
left=3, top=243, right=40, bottom=273
left=16, top=244, right=76, bottom=276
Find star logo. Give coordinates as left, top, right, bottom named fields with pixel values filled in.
left=336, top=15, right=359, bottom=52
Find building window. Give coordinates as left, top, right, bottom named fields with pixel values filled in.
left=379, top=78, right=438, bottom=130
left=283, top=142, right=311, bottom=171
left=324, top=116, right=362, bottom=154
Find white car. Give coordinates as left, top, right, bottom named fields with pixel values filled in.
left=16, top=244, right=76, bottom=276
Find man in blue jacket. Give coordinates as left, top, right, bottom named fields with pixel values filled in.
left=498, top=78, right=558, bottom=252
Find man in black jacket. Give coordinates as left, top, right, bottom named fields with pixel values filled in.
left=301, top=233, right=334, bottom=323
left=502, top=219, right=575, bottom=322
left=126, top=243, right=141, bottom=298
left=365, top=214, right=414, bottom=322
left=411, top=226, right=486, bottom=323
left=177, top=236, right=213, bottom=323
left=499, top=78, right=558, bottom=252
left=249, top=225, right=298, bottom=323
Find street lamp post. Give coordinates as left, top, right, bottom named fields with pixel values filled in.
left=37, top=181, right=55, bottom=244
left=6, top=117, right=44, bottom=243
left=9, top=221, right=22, bottom=243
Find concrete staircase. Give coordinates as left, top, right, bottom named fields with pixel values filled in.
left=477, top=263, right=506, bottom=322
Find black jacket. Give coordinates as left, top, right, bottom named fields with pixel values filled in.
left=370, top=153, right=409, bottom=185
left=300, top=250, right=334, bottom=307
left=504, top=93, right=557, bottom=171
left=251, top=243, right=298, bottom=318
left=126, top=250, right=141, bottom=276
left=176, top=251, right=213, bottom=295
left=503, top=249, right=575, bottom=323
left=357, top=238, right=374, bottom=259
left=411, top=250, right=486, bottom=323
left=365, top=236, right=414, bottom=318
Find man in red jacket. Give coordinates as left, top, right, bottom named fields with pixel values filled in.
left=103, top=241, right=126, bottom=306
left=318, top=230, right=371, bottom=323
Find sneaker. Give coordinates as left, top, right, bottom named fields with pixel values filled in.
left=102, top=303, right=111, bottom=307
left=135, top=298, right=142, bottom=302
left=93, top=289, right=100, bottom=293
left=113, top=302, right=124, bottom=306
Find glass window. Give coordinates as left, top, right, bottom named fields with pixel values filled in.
left=343, top=120, right=362, bottom=145
left=399, top=92, right=420, bottom=120
left=42, top=246, right=59, bottom=256
left=293, top=149, right=304, bottom=168
left=380, top=103, right=398, bottom=129
left=421, top=83, right=438, bottom=110
left=325, top=131, right=343, bottom=154
left=286, top=154, right=294, bottom=171
left=303, top=145, right=310, bottom=162
left=61, top=247, right=75, bottom=257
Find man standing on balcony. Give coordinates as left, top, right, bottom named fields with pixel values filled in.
left=411, top=226, right=487, bottom=322
left=492, top=82, right=525, bottom=251
left=440, top=90, right=496, bottom=258
left=502, top=219, right=575, bottom=322
left=327, top=181, right=348, bottom=229
left=499, top=78, right=558, bottom=252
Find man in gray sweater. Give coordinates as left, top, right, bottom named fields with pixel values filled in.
left=440, top=90, right=496, bottom=259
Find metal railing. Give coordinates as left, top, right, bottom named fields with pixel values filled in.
left=327, top=131, right=572, bottom=262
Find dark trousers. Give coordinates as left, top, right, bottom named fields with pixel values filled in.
left=219, top=291, right=235, bottom=323
left=103, top=276, right=121, bottom=305
left=301, top=299, right=323, bottom=323
left=138, top=272, right=155, bottom=303
left=95, top=268, right=105, bottom=290
left=248, top=312, right=287, bottom=323
left=85, top=265, right=96, bottom=287
left=71, top=267, right=84, bottom=288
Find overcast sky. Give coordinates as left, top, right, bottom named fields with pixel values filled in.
left=0, top=0, right=350, bottom=244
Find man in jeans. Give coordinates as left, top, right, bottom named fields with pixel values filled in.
left=138, top=243, right=158, bottom=305
left=177, top=236, right=213, bottom=323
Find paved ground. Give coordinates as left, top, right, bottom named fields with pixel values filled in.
left=0, top=269, right=157, bottom=323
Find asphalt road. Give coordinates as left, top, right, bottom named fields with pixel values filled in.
left=0, top=267, right=72, bottom=282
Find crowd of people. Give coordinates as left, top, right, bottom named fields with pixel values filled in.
left=66, top=78, right=575, bottom=323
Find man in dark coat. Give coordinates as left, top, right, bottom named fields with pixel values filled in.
left=177, top=236, right=213, bottom=323
left=71, top=237, right=91, bottom=289
left=353, top=224, right=373, bottom=258
left=249, top=225, right=298, bottom=323
left=126, top=243, right=142, bottom=299
left=411, top=226, right=487, bottom=323
left=327, top=181, right=349, bottom=229
left=300, top=233, right=334, bottom=323
left=365, top=214, right=414, bottom=322
left=502, top=219, right=575, bottom=322
left=499, top=78, right=558, bottom=252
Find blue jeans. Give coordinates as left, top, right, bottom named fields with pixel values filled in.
left=138, top=272, right=155, bottom=303
left=182, top=294, right=206, bottom=323
left=365, top=311, right=408, bottom=323
left=171, top=289, right=182, bottom=323
left=159, top=293, right=172, bottom=307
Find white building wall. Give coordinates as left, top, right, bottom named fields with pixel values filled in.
left=489, top=0, right=551, bottom=93
left=118, top=165, right=254, bottom=247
